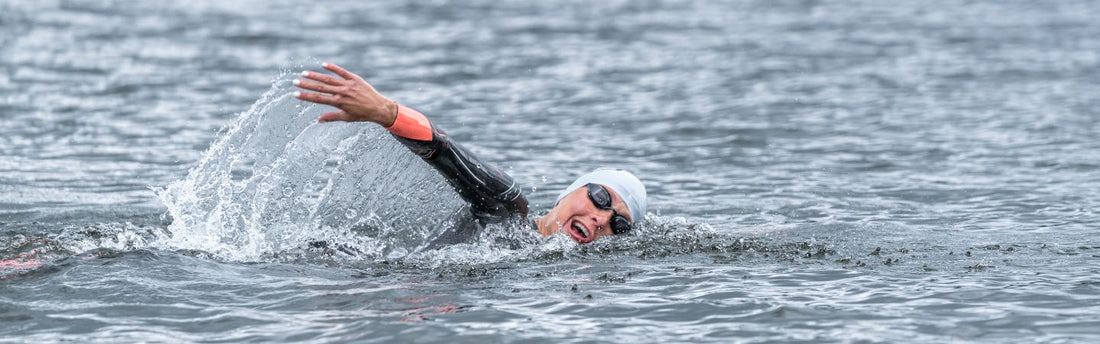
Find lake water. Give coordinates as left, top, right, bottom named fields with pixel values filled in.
left=2, top=0, right=1099, bottom=342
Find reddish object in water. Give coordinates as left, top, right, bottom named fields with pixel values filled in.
left=0, top=258, right=42, bottom=270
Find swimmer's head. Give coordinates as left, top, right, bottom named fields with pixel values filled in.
left=556, top=168, right=647, bottom=223
left=536, top=168, right=647, bottom=244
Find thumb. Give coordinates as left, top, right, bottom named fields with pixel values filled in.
left=317, top=110, right=351, bottom=122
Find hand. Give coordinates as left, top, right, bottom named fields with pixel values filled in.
left=293, top=62, right=398, bottom=126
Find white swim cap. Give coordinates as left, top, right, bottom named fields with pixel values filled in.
left=555, top=168, right=647, bottom=223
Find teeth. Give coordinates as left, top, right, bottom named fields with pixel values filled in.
left=573, top=222, right=588, bottom=238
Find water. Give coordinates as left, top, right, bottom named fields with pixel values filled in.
left=2, top=0, right=1099, bottom=342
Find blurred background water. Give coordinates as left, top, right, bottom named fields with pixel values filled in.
left=2, top=0, right=1099, bottom=342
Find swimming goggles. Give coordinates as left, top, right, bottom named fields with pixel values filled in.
left=586, top=183, right=633, bottom=235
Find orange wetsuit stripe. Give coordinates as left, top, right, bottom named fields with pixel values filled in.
left=385, top=104, right=433, bottom=141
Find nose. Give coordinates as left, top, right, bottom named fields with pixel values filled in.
left=589, top=209, right=613, bottom=230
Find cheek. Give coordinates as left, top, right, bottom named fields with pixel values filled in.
left=589, top=225, right=611, bottom=238
left=555, top=204, right=579, bottom=222
left=557, top=195, right=591, bottom=219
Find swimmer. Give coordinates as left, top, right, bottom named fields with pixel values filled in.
left=293, top=63, right=646, bottom=245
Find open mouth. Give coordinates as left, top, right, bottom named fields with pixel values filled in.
left=567, top=219, right=591, bottom=242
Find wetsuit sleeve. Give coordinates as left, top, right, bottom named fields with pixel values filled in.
left=385, top=104, right=529, bottom=224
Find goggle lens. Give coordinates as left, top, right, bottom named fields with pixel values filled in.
left=586, top=183, right=632, bottom=235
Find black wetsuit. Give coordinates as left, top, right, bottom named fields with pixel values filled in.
left=388, top=110, right=530, bottom=248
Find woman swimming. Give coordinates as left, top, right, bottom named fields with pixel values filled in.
left=293, top=63, right=646, bottom=245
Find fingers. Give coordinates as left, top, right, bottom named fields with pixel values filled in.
left=293, top=78, right=342, bottom=95
left=301, top=70, right=344, bottom=86
left=317, top=110, right=352, bottom=122
left=295, top=91, right=339, bottom=107
left=322, top=62, right=359, bottom=80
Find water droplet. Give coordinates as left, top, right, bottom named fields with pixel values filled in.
left=387, top=247, right=408, bottom=259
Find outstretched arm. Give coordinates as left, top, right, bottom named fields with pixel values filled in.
left=294, top=63, right=528, bottom=222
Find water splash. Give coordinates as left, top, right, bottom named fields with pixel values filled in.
left=153, top=69, right=463, bottom=261
left=139, top=69, right=738, bottom=266
left=139, top=69, right=729, bottom=266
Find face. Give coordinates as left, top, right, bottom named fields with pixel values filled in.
left=537, top=184, right=633, bottom=244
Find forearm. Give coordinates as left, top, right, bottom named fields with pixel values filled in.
left=292, top=63, right=529, bottom=222
left=386, top=105, right=529, bottom=222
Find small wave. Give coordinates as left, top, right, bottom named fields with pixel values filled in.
left=359, top=215, right=735, bottom=269
left=0, top=222, right=160, bottom=279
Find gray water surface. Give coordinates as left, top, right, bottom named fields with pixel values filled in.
left=2, top=0, right=1099, bottom=343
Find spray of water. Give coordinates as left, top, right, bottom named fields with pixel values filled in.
left=153, top=70, right=463, bottom=262
left=0, top=68, right=917, bottom=272
left=139, top=69, right=733, bottom=267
